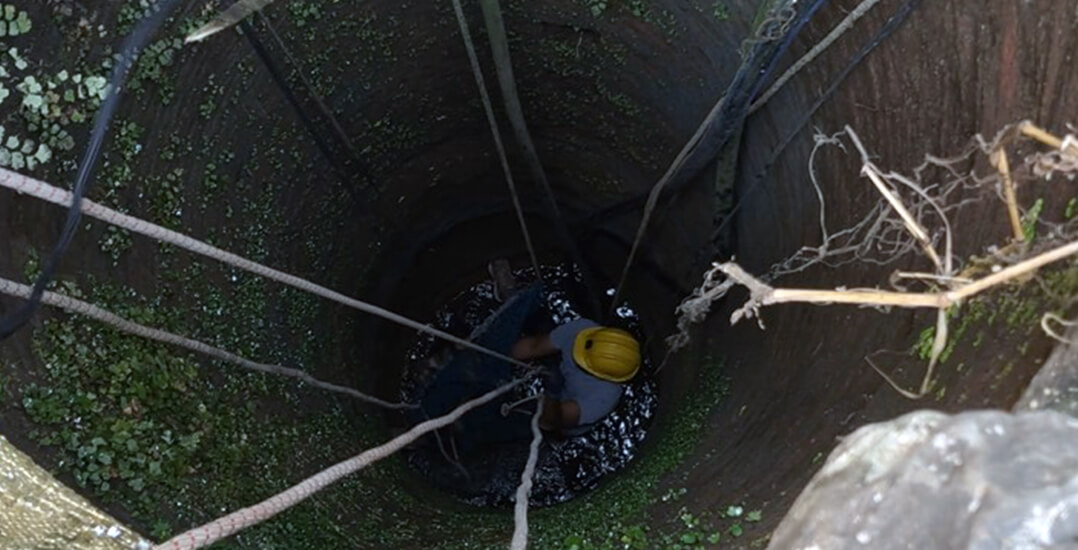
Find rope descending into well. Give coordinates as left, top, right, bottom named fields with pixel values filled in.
left=450, top=0, right=542, bottom=278
left=747, top=0, right=884, bottom=114
left=155, top=375, right=531, bottom=550
left=608, top=0, right=823, bottom=312
left=477, top=0, right=603, bottom=315
left=510, top=399, right=544, bottom=550
left=669, top=0, right=927, bottom=351
left=0, top=276, right=413, bottom=409
left=710, top=0, right=924, bottom=255
left=0, top=168, right=534, bottom=371
left=0, top=0, right=183, bottom=341
left=611, top=0, right=903, bottom=315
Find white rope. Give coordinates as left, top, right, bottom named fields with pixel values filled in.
left=154, top=375, right=529, bottom=550
left=748, top=0, right=883, bottom=114
left=0, top=276, right=413, bottom=409
left=185, top=0, right=274, bottom=43
left=500, top=392, right=540, bottom=416
left=0, top=168, right=534, bottom=370
left=450, top=0, right=543, bottom=278
left=608, top=96, right=726, bottom=310
left=510, top=399, right=543, bottom=550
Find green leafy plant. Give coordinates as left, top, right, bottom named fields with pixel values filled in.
left=712, top=1, right=730, bottom=21
left=0, top=126, right=52, bottom=170
left=117, top=0, right=158, bottom=34
left=288, top=1, right=323, bottom=27
left=585, top=0, right=607, bottom=17
left=0, top=40, right=109, bottom=169
left=22, top=306, right=206, bottom=499
left=0, top=4, right=32, bottom=37
left=129, top=37, right=183, bottom=104
left=1022, top=197, right=1045, bottom=241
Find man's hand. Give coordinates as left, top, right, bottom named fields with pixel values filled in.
left=540, top=396, right=580, bottom=432
left=512, top=334, right=557, bottom=360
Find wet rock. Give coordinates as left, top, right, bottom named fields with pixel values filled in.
left=769, top=410, right=1078, bottom=550
left=1015, top=325, right=1078, bottom=417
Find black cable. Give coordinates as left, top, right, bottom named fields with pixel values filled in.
left=711, top=0, right=924, bottom=252
left=745, top=0, right=830, bottom=113
left=572, top=0, right=830, bottom=230
left=0, top=0, right=185, bottom=340
left=653, top=0, right=830, bottom=205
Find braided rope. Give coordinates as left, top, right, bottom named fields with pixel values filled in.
left=185, top=0, right=274, bottom=43
left=0, top=168, right=532, bottom=370
left=509, top=399, right=544, bottom=550
left=0, top=276, right=412, bottom=409
left=608, top=96, right=726, bottom=311
left=0, top=0, right=183, bottom=340
left=611, top=0, right=861, bottom=310
left=155, top=376, right=529, bottom=549
left=748, top=0, right=884, bottom=113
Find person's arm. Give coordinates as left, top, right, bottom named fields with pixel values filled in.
left=511, top=334, right=558, bottom=360
left=539, top=396, right=580, bottom=432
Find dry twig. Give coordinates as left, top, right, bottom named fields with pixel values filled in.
left=1041, top=312, right=1078, bottom=346
left=672, top=121, right=1078, bottom=398
left=719, top=238, right=1078, bottom=315
left=990, top=148, right=1025, bottom=242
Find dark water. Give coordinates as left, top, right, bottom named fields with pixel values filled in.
left=400, top=264, right=658, bottom=507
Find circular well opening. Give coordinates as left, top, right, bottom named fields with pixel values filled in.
left=365, top=210, right=663, bottom=508
left=399, top=263, right=658, bottom=507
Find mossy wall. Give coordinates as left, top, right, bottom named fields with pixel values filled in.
left=2, top=0, right=1078, bottom=548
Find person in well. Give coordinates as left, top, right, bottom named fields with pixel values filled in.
left=511, top=320, right=640, bottom=434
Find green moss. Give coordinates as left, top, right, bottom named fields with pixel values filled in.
left=116, top=0, right=157, bottom=35
left=128, top=36, right=183, bottom=105
left=913, top=315, right=946, bottom=362
left=360, top=115, right=424, bottom=173
left=971, top=331, right=984, bottom=348
left=147, top=167, right=186, bottom=229
left=198, top=74, right=223, bottom=120
left=90, top=119, right=144, bottom=263
left=712, top=2, right=731, bottom=21
left=1021, top=197, right=1045, bottom=242
left=0, top=4, right=33, bottom=37
left=582, top=0, right=608, bottom=18
left=597, top=82, right=641, bottom=117
left=0, top=11, right=107, bottom=173
left=527, top=355, right=730, bottom=548
left=907, top=259, right=1078, bottom=400
left=18, top=267, right=398, bottom=548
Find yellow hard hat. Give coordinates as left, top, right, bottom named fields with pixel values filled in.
left=572, top=327, right=641, bottom=382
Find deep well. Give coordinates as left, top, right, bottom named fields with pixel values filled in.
left=1, top=0, right=1077, bottom=548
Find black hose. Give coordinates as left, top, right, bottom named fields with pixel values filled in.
left=573, top=0, right=830, bottom=230
left=655, top=0, right=830, bottom=205
left=0, top=0, right=186, bottom=340
left=712, top=0, right=924, bottom=251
